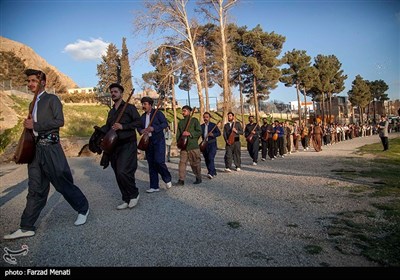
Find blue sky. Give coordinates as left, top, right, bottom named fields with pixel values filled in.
left=1, top=0, right=399, bottom=107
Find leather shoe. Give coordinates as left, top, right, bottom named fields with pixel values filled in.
left=173, top=180, right=184, bottom=186
left=74, top=209, right=89, bottom=226
left=117, top=202, right=128, bottom=210
left=128, top=195, right=140, bottom=208
left=4, top=229, right=35, bottom=240
left=193, top=178, right=202, bottom=184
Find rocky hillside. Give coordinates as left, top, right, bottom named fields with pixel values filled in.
left=0, top=36, right=78, bottom=89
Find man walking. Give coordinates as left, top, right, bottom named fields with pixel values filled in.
left=99, top=83, right=141, bottom=210
left=139, top=96, right=172, bottom=192
left=200, top=112, right=221, bottom=179
left=4, top=69, right=89, bottom=240
left=174, top=105, right=202, bottom=185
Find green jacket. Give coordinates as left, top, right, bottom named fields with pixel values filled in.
left=176, top=116, right=201, bottom=151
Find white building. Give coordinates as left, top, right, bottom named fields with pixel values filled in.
left=67, top=87, right=95, bottom=94
left=289, top=101, right=314, bottom=112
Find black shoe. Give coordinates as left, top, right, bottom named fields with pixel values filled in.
left=193, top=178, right=202, bottom=184
left=173, top=180, right=184, bottom=186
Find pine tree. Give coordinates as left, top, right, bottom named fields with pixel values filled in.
left=348, top=75, right=371, bottom=124
left=96, top=43, right=120, bottom=93
left=120, top=37, right=133, bottom=94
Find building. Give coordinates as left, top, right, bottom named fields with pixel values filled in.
left=67, top=87, right=95, bottom=94
left=289, top=101, right=313, bottom=112
left=315, top=96, right=350, bottom=124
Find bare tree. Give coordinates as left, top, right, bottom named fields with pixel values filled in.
left=134, top=0, right=206, bottom=117
left=198, top=0, right=238, bottom=124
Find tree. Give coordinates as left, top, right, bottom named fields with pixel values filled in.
left=299, top=66, right=318, bottom=121
left=96, top=43, right=120, bottom=94
left=368, top=79, right=389, bottom=123
left=198, top=0, right=238, bottom=123
left=348, top=75, right=371, bottom=124
left=280, top=49, right=312, bottom=125
left=135, top=0, right=206, bottom=117
left=194, top=24, right=219, bottom=113
left=229, top=24, right=248, bottom=128
left=120, top=37, right=134, bottom=94
left=143, top=46, right=180, bottom=133
left=240, top=25, right=285, bottom=123
left=312, top=55, right=347, bottom=124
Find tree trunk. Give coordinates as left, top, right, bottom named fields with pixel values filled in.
left=373, top=100, right=376, bottom=124
left=171, top=75, right=178, bottom=134
left=303, top=88, right=308, bottom=122
left=203, top=57, right=210, bottom=112
left=219, top=2, right=231, bottom=126
left=183, top=14, right=204, bottom=118
left=253, top=76, right=259, bottom=124
left=239, top=75, right=245, bottom=129
left=328, top=92, right=332, bottom=124
left=321, top=92, right=325, bottom=125
left=296, top=83, right=302, bottom=125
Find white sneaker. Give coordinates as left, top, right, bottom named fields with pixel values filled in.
left=224, top=168, right=231, bottom=172
left=252, top=162, right=257, bottom=166
left=146, top=188, right=160, bottom=193
left=128, top=195, right=140, bottom=208
left=4, top=229, right=35, bottom=240
left=74, top=209, right=89, bottom=226
left=207, top=174, right=213, bottom=179
left=261, top=158, right=266, bottom=161
left=117, top=202, right=128, bottom=210
left=166, top=181, right=172, bottom=189
left=236, top=167, right=241, bottom=171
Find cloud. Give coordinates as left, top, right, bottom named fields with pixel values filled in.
left=64, top=38, right=109, bottom=61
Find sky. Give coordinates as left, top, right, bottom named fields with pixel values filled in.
left=1, top=0, right=399, bottom=108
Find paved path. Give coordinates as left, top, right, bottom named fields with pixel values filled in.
left=0, top=133, right=398, bottom=267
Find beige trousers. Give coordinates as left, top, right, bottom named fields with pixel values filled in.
left=179, top=149, right=202, bottom=181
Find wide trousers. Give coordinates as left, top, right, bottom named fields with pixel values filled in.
left=110, top=141, right=139, bottom=203
left=224, top=141, right=241, bottom=169
left=202, top=143, right=217, bottom=176
left=21, top=143, right=89, bottom=231
left=146, top=140, right=172, bottom=189
left=247, top=138, right=259, bottom=163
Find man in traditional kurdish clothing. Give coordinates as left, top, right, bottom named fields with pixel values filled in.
left=223, top=112, right=243, bottom=172
left=200, top=112, right=221, bottom=179
left=244, top=116, right=261, bottom=165
left=174, top=105, right=202, bottom=185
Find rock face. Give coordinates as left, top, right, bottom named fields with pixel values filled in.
left=0, top=36, right=78, bottom=89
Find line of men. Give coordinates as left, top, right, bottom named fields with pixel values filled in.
left=4, top=71, right=318, bottom=240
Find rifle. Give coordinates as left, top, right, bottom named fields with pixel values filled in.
left=14, top=72, right=45, bottom=164
left=100, top=88, right=135, bottom=154
left=199, top=121, right=221, bottom=153
left=137, top=94, right=164, bottom=151
left=177, top=107, right=196, bottom=150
